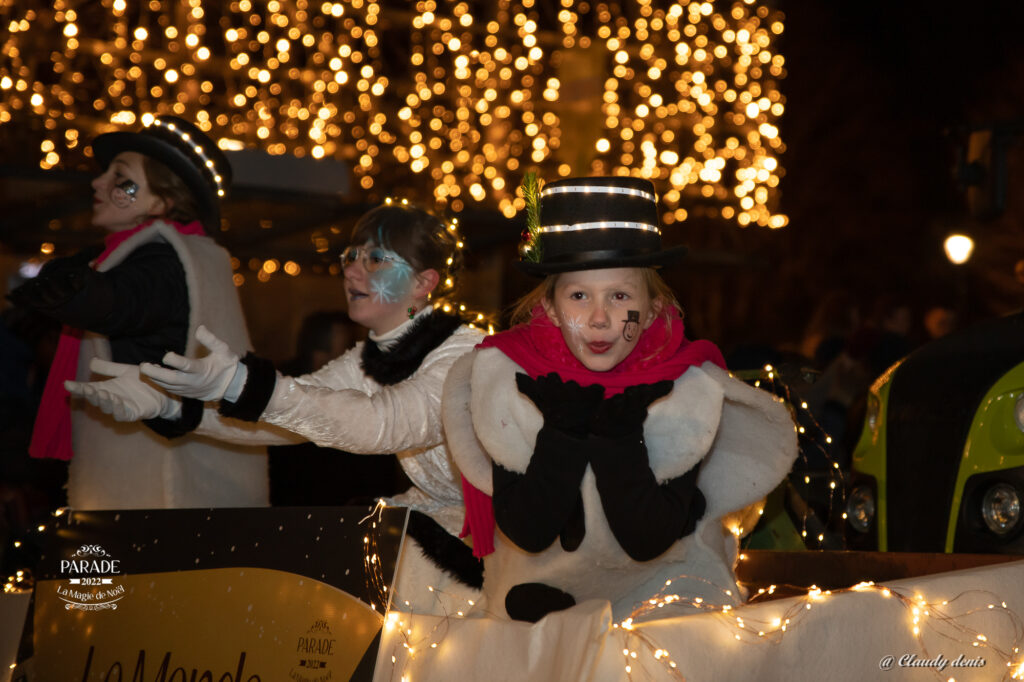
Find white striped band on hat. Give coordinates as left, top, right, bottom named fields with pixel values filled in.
left=148, top=118, right=227, bottom=197
left=539, top=183, right=657, bottom=202
left=540, top=220, right=661, bottom=234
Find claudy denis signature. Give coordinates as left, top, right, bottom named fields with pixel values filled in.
left=878, top=653, right=986, bottom=672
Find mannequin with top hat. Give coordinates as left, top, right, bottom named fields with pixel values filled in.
left=442, top=175, right=799, bottom=622
left=8, top=116, right=267, bottom=510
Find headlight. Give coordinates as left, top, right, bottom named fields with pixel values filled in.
left=981, top=483, right=1022, bottom=536
left=846, top=485, right=875, bottom=533
left=1015, top=394, right=1024, bottom=432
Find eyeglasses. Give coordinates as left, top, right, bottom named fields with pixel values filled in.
left=340, top=245, right=409, bottom=273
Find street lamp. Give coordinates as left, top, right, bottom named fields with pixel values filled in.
left=944, top=233, right=975, bottom=265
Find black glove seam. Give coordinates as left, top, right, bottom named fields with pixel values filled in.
left=218, top=353, right=277, bottom=422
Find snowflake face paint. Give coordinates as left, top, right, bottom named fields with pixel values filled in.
left=364, top=246, right=414, bottom=303
left=564, top=314, right=584, bottom=336
left=622, top=310, right=640, bottom=342
left=343, top=241, right=420, bottom=335
left=110, top=180, right=139, bottom=208
left=563, top=313, right=587, bottom=357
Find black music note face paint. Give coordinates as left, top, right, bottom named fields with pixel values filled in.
left=110, top=180, right=139, bottom=208
left=622, top=310, right=640, bottom=342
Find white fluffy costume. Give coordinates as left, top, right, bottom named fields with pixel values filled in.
left=445, top=300, right=798, bottom=622
left=443, top=174, right=801, bottom=622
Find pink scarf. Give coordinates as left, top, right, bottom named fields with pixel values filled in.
left=29, top=219, right=206, bottom=461
left=460, top=305, right=725, bottom=557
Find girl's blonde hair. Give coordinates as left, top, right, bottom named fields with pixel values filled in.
left=509, top=267, right=682, bottom=349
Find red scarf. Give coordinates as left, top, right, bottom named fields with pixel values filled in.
left=29, top=219, right=206, bottom=461
left=460, top=304, right=725, bottom=557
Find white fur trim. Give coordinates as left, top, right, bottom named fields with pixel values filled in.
left=442, top=350, right=494, bottom=494
left=695, top=363, right=799, bottom=518
left=469, top=347, right=542, bottom=475
left=92, top=220, right=252, bottom=358
left=644, top=365, right=723, bottom=481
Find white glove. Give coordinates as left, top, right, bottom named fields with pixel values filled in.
left=140, top=325, right=242, bottom=402
left=65, top=358, right=182, bottom=422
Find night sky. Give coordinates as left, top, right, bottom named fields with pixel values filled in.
left=716, top=0, right=1024, bottom=352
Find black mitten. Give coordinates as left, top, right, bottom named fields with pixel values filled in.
left=587, top=380, right=706, bottom=563
left=492, top=424, right=590, bottom=553
left=505, top=582, right=576, bottom=623
left=515, top=372, right=604, bottom=438
left=589, top=380, right=673, bottom=439
left=673, top=465, right=707, bottom=539
left=588, top=434, right=707, bottom=562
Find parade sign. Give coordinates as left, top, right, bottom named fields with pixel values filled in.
left=20, top=505, right=407, bottom=682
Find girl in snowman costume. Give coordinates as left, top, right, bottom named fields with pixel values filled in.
left=443, top=176, right=798, bottom=622
left=67, top=201, right=486, bottom=614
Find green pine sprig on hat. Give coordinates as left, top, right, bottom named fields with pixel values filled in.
left=518, top=171, right=543, bottom=263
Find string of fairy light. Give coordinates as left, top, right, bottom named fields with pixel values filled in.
left=225, top=193, right=498, bottom=334
left=613, top=579, right=1024, bottom=680
left=373, top=571, right=1024, bottom=680
left=2, top=0, right=388, bottom=164
left=746, top=363, right=849, bottom=547
left=6, top=443, right=1024, bottom=678
left=2, top=0, right=787, bottom=241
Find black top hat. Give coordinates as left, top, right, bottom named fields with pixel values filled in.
left=516, top=176, right=687, bottom=276
left=92, top=116, right=233, bottom=231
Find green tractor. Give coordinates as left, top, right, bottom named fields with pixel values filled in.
left=846, top=311, right=1024, bottom=552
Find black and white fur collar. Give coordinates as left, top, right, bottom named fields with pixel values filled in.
left=360, top=311, right=464, bottom=385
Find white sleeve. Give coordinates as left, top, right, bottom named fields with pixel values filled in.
left=190, top=344, right=369, bottom=447
left=194, top=407, right=306, bottom=446
left=258, top=327, right=481, bottom=454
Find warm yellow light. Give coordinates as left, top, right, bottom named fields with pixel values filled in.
left=944, top=234, right=974, bottom=265
left=5, top=0, right=785, bottom=233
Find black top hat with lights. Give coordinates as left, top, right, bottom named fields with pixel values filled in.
left=516, top=175, right=687, bottom=276
left=92, top=115, right=233, bottom=231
